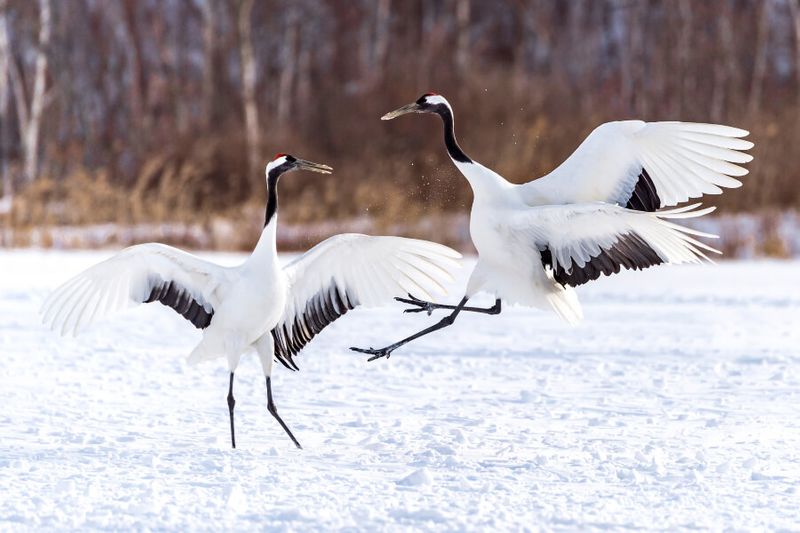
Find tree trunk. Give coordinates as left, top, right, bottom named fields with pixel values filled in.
left=711, top=0, right=735, bottom=122
left=616, top=0, right=634, bottom=114
left=676, top=0, right=693, bottom=116
left=238, top=0, right=259, bottom=176
left=201, top=0, right=218, bottom=130
left=277, top=9, right=298, bottom=126
left=296, top=47, right=311, bottom=117
left=121, top=0, right=144, bottom=121
left=630, top=2, right=647, bottom=116
left=19, top=0, right=51, bottom=183
left=455, top=0, right=470, bottom=73
left=789, top=0, right=800, bottom=109
left=373, top=0, right=391, bottom=83
left=748, top=0, right=771, bottom=116
left=0, top=0, right=11, bottom=200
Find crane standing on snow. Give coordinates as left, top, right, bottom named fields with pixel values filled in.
left=42, top=154, right=461, bottom=449
left=352, top=93, right=753, bottom=360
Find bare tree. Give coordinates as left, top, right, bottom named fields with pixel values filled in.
left=0, top=0, right=795, bottom=229
left=277, top=7, right=299, bottom=125
left=711, top=0, right=736, bottom=122
left=5, top=0, right=52, bottom=183
left=749, top=0, right=772, bottom=116
left=677, top=0, right=693, bottom=116
left=357, top=0, right=391, bottom=90
left=373, top=0, right=391, bottom=82
left=455, top=0, right=470, bottom=73
left=238, top=0, right=259, bottom=175
left=789, top=0, right=800, bottom=109
left=201, top=0, right=220, bottom=130
left=615, top=0, right=635, bottom=113
left=0, top=0, right=11, bottom=205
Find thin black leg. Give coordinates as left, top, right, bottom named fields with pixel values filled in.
left=227, top=372, right=236, bottom=449
left=396, top=294, right=502, bottom=316
left=266, top=376, right=302, bottom=449
left=351, top=296, right=471, bottom=361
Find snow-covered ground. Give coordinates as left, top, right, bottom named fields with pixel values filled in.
left=1, top=249, right=799, bottom=530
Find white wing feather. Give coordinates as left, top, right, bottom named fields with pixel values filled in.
left=282, top=234, right=460, bottom=313
left=41, top=243, right=231, bottom=336
left=271, top=234, right=461, bottom=368
left=503, top=202, right=718, bottom=279
left=519, top=121, right=753, bottom=208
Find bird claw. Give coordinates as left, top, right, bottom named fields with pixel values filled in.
left=350, top=346, right=393, bottom=361
left=395, top=294, right=436, bottom=316
left=403, top=306, right=432, bottom=315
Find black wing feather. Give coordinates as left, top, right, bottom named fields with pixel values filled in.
left=144, top=278, right=214, bottom=329
left=271, top=282, right=357, bottom=371
left=625, top=168, right=661, bottom=212
left=540, top=233, right=664, bottom=288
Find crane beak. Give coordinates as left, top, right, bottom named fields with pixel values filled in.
left=381, top=103, right=421, bottom=121
left=295, top=159, right=333, bottom=174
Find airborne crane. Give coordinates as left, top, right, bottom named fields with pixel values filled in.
left=42, top=153, right=461, bottom=449
left=352, top=93, right=753, bottom=360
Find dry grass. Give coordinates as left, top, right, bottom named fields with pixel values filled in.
left=2, top=74, right=797, bottom=255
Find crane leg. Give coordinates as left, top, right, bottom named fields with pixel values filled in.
left=227, top=372, right=236, bottom=449
left=396, top=294, right=501, bottom=316
left=351, top=296, right=470, bottom=361
left=266, top=376, right=302, bottom=449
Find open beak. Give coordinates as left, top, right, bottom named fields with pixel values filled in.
left=381, top=102, right=421, bottom=121
left=295, top=159, right=333, bottom=174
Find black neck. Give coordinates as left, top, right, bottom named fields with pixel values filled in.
left=437, top=107, right=471, bottom=163
left=265, top=172, right=279, bottom=227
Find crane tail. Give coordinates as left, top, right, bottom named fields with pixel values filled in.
left=546, top=287, right=583, bottom=325
left=187, top=343, right=218, bottom=365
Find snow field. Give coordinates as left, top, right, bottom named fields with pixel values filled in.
left=0, top=250, right=799, bottom=530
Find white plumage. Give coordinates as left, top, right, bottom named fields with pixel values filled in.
left=42, top=243, right=226, bottom=337
left=353, top=93, right=753, bottom=360
left=483, top=202, right=718, bottom=325
left=42, top=154, right=461, bottom=448
left=519, top=120, right=752, bottom=207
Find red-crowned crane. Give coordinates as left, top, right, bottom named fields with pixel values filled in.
left=352, top=93, right=753, bottom=360
left=42, top=154, right=461, bottom=449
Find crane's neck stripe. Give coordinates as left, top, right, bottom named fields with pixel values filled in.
left=437, top=106, right=471, bottom=164
left=266, top=172, right=279, bottom=227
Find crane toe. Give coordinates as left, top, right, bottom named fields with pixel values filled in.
left=349, top=346, right=394, bottom=361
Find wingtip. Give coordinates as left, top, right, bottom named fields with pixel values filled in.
left=656, top=202, right=717, bottom=219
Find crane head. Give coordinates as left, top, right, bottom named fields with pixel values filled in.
left=265, top=154, right=333, bottom=180
left=381, top=92, right=451, bottom=120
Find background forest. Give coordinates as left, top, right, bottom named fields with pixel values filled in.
left=0, top=0, right=797, bottom=251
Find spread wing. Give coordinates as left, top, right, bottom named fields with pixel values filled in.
left=41, top=243, right=232, bottom=336
left=502, top=202, right=719, bottom=289
left=271, top=234, right=461, bottom=370
left=518, top=121, right=753, bottom=210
